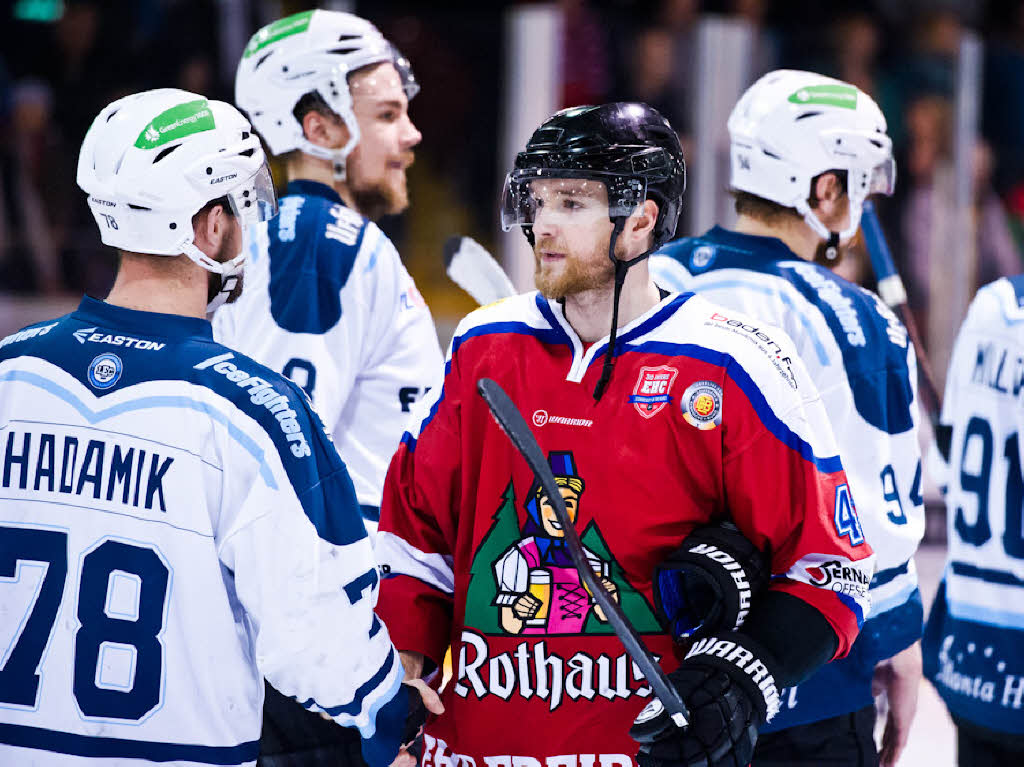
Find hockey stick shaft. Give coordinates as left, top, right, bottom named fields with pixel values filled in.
left=860, top=200, right=943, bottom=425
left=476, top=377, right=689, bottom=728
left=444, top=236, right=517, bottom=306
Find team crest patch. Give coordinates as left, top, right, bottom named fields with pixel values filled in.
left=88, top=353, right=122, bottom=390
left=682, top=380, right=723, bottom=430
left=691, top=245, right=715, bottom=270
left=629, top=365, right=678, bottom=419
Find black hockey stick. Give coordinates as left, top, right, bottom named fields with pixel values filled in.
left=476, top=377, right=689, bottom=728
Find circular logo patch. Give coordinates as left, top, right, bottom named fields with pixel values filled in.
left=682, top=380, right=722, bottom=430
left=532, top=409, right=549, bottom=427
left=690, top=245, right=715, bottom=270
left=88, top=353, right=122, bottom=390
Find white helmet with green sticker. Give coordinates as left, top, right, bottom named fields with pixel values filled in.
left=234, top=9, right=418, bottom=180
left=77, top=88, right=277, bottom=282
left=727, top=69, right=894, bottom=243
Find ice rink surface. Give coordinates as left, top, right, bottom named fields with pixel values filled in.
left=890, top=544, right=955, bottom=767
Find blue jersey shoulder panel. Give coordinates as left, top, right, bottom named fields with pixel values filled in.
left=658, top=228, right=915, bottom=434
left=1006, top=274, right=1024, bottom=308
left=267, top=185, right=369, bottom=335
left=1, top=298, right=365, bottom=547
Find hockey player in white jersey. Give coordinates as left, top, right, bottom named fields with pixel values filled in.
left=651, top=71, right=924, bottom=767
left=0, top=88, right=438, bottom=767
left=923, top=276, right=1024, bottom=766
left=212, top=10, right=444, bottom=766
left=215, top=10, right=443, bottom=537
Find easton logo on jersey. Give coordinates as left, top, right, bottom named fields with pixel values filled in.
left=682, top=380, right=723, bottom=430
left=629, top=365, right=678, bottom=418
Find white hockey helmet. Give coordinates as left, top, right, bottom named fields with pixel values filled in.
left=77, top=88, right=277, bottom=298
left=235, top=9, right=419, bottom=180
left=727, top=69, right=894, bottom=243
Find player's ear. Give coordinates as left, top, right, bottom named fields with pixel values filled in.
left=622, top=199, right=659, bottom=256
left=302, top=109, right=350, bottom=150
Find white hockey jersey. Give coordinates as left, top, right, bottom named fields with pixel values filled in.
left=213, top=180, right=443, bottom=533
left=652, top=226, right=924, bottom=729
left=923, top=276, right=1024, bottom=734
left=0, top=298, right=406, bottom=766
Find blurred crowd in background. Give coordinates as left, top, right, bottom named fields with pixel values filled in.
left=3, top=0, right=1024, bottom=350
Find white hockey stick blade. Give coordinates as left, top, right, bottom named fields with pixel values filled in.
left=444, top=236, right=517, bottom=306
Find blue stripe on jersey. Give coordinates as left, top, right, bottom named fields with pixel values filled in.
left=872, top=559, right=910, bottom=588
left=659, top=277, right=830, bottom=366
left=1008, top=274, right=1024, bottom=308
left=298, top=647, right=403, bottom=738
left=361, top=504, right=381, bottom=522
left=952, top=560, right=1024, bottom=588
left=0, top=369, right=278, bottom=489
left=0, top=723, right=258, bottom=764
left=623, top=341, right=844, bottom=473
left=3, top=299, right=367, bottom=548
left=403, top=317, right=567, bottom=453
left=923, top=579, right=1024, bottom=734
left=657, top=228, right=915, bottom=434
left=585, top=293, right=695, bottom=368
left=268, top=183, right=368, bottom=334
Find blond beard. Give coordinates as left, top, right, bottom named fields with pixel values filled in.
left=534, top=239, right=617, bottom=299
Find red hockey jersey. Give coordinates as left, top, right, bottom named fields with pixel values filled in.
left=376, top=291, right=874, bottom=767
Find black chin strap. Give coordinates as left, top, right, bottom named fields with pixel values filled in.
left=592, top=218, right=649, bottom=402
left=823, top=231, right=840, bottom=262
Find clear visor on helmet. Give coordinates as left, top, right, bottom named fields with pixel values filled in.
left=226, top=161, right=278, bottom=229
left=389, top=44, right=420, bottom=101
left=868, top=156, right=896, bottom=196
left=500, top=168, right=647, bottom=232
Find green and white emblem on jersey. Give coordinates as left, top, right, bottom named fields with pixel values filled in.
left=134, top=99, right=216, bottom=150
left=787, top=83, right=858, bottom=110
left=243, top=10, right=314, bottom=58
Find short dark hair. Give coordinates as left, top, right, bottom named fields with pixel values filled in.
left=733, top=170, right=848, bottom=224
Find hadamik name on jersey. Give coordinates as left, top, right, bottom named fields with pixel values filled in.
left=2, top=429, right=174, bottom=512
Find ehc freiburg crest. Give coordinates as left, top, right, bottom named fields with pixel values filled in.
left=629, top=365, right=678, bottom=418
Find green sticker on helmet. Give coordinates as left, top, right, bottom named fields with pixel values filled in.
left=243, top=10, right=314, bottom=58
left=788, top=84, right=858, bottom=110
left=134, top=99, right=216, bottom=149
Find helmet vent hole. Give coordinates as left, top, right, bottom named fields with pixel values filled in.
left=338, top=34, right=360, bottom=42
left=282, top=65, right=289, bottom=73
left=239, top=148, right=256, bottom=157
left=762, top=149, right=781, bottom=160
left=242, top=131, right=250, bottom=140
left=869, top=139, right=883, bottom=149
left=795, top=111, right=821, bottom=121
left=790, top=176, right=796, bottom=183
left=169, top=222, right=177, bottom=230
left=128, top=204, right=151, bottom=211
left=254, top=52, right=273, bottom=70
left=105, top=109, right=119, bottom=123
left=154, top=144, right=181, bottom=163
left=206, top=167, right=213, bottom=175
left=328, top=47, right=360, bottom=55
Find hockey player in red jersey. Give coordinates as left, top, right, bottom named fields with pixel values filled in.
left=376, top=103, right=875, bottom=767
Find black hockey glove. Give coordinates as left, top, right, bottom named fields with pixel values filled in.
left=653, top=521, right=770, bottom=643
left=630, top=632, right=782, bottom=767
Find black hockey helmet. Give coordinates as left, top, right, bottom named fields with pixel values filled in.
left=501, top=103, right=686, bottom=250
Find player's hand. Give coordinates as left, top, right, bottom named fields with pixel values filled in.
left=388, top=652, right=445, bottom=767
left=873, top=641, right=922, bottom=767
left=630, top=632, right=779, bottom=767
left=512, top=593, right=542, bottom=619
left=601, top=577, right=619, bottom=601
